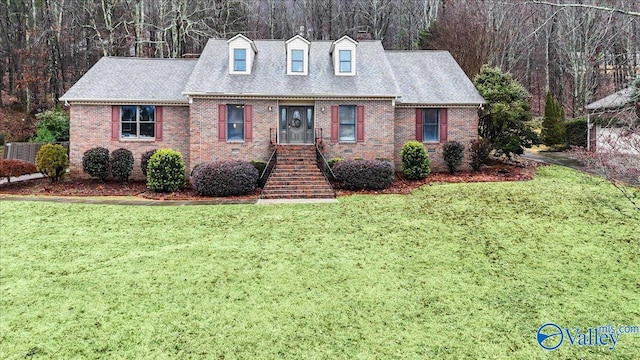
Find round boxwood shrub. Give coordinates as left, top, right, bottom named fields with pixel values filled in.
left=36, top=144, right=68, bottom=182
left=192, top=160, right=259, bottom=197
left=140, top=149, right=157, bottom=177
left=82, top=147, right=110, bottom=180
left=110, top=148, right=134, bottom=182
left=250, top=160, right=266, bottom=176
left=333, top=159, right=394, bottom=190
left=442, top=141, right=465, bottom=174
left=146, top=148, right=186, bottom=192
left=401, top=141, right=430, bottom=180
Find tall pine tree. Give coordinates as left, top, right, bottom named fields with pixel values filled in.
left=541, top=92, right=566, bottom=147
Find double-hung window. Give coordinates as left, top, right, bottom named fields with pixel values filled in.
left=121, top=105, right=155, bottom=139
left=234, top=48, right=246, bottom=72
left=423, top=109, right=439, bottom=142
left=227, top=105, right=245, bottom=141
left=339, top=50, right=352, bottom=73
left=291, top=50, right=304, bottom=73
left=339, top=105, right=356, bottom=141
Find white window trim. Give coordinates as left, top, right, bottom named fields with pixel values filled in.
left=227, top=104, right=245, bottom=142
left=338, top=105, right=357, bottom=142
left=338, top=50, right=353, bottom=74
left=422, top=109, right=440, bottom=143
left=232, top=48, right=247, bottom=73
left=120, top=105, right=155, bottom=140
left=287, top=47, right=308, bottom=75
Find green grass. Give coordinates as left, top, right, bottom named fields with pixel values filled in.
left=1, top=166, right=639, bottom=359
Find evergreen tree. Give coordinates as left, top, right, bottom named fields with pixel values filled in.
left=541, top=92, right=566, bottom=147
left=473, top=66, right=538, bottom=158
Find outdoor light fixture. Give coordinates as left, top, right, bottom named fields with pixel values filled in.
left=268, top=106, right=273, bottom=111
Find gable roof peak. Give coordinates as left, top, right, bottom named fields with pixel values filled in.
left=285, top=34, right=311, bottom=45
left=330, top=35, right=358, bottom=54
left=334, top=35, right=358, bottom=45
left=227, top=33, right=257, bottom=53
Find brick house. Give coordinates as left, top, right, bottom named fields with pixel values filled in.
left=61, top=34, right=484, bottom=188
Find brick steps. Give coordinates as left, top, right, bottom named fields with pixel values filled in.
left=261, top=145, right=335, bottom=199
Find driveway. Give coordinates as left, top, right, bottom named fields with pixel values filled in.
left=522, top=150, right=583, bottom=170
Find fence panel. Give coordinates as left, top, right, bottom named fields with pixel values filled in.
left=3, top=142, right=70, bottom=164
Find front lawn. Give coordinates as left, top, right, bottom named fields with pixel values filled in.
left=1, top=166, right=639, bottom=359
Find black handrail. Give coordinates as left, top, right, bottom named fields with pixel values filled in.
left=259, top=145, right=277, bottom=187
left=315, top=142, right=336, bottom=182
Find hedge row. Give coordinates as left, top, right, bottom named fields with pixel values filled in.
left=333, top=159, right=394, bottom=190
left=82, top=147, right=135, bottom=182
left=192, top=160, right=259, bottom=196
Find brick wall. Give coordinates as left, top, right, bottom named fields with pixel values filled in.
left=394, top=107, right=479, bottom=172
left=70, top=101, right=478, bottom=179
left=69, top=104, right=190, bottom=180
left=190, top=98, right=396, bottom=171
left=189, top=98, right=276, bottom=171
left=315, top=99, right=396, bottom=165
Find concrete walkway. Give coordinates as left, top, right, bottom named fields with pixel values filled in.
left=257, top=198, right=338, bottom=205
left=0, top=193, right=258, bottom=206
left=522, top=150, right=583, bottom=170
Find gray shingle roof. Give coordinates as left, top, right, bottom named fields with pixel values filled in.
left=183, top=39, right=400, bottom=97
left=60, top=57, right=198, bottom=103
left=385, top=51, right=485, bottom=105
left=61, top=39, right=484, bottom=106
left=585, top=87, right=632, bottom=110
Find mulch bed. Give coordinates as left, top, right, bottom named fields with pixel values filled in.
left=0, top=160, right=538, bottom=200
left=335, top=160, right=539, bottom=196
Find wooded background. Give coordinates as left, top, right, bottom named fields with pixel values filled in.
left=1, top=0, right=638, bottom=117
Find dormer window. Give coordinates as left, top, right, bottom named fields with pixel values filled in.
left=291, top=50, right=304, bottom=73
left=339, top=50, right=352, bottom=73
left=330, top=35, right=357, bottom=76
left=227, top=34, right=257, bottom=74
left=233, top=48, right=246, bottom=72
left=286, top=35, right=310, bottom=75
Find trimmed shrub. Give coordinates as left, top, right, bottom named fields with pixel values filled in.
left=333, top=159, right=394, bottom=190
left=442, top=141, right=465, bottom=174
left=192, top=160, right=259, bottom=197
left=564, top=118, right=588, bottom=148
left=140, top=149, right=157, bottom=177
left=82, top=147, right=110, bottom=180
left=469, top=139, right=491, bottom=172
left=0, top=159, right=38, bottom=183
left=146, top=148, right=186, bottom=192
left=251, top=160, right=266, bottom=176
left=328, top=157, right=344, bottom=168
left=400, top=141, right=430, bottom=180
left=110, top=148, right=134, bottom=182
left=36, top=144, right=68, bottom=182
